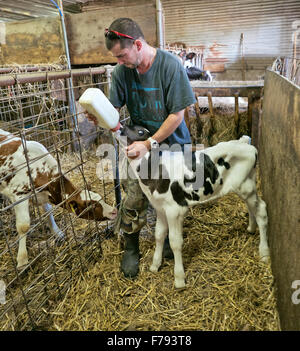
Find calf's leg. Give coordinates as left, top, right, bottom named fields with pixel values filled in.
left=237, top=178, right=269, bottom=261
left=15, top=200, right=30, bottom=268
left=165, top=209, right=186, bottom=288
left=246, top=203, right=257, bottom=233
left=252, top=197, right=269, bottom=261
left=150, top=212, right=168, bottom=273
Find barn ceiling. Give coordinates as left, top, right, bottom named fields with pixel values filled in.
left=0, top=0, right=88, bottom=22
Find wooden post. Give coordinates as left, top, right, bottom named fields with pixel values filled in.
left=234, top=92, right=240, bottom=136
left=184, top=107, right=191, bottom=134
left=241, top=33, right=246, bottom=81
left=247, top=92, right=254, bottom=136
left=194, top=93, right=201, bottom=119
left=194, top=93, right=203, bottom=140
left=293, top=31, right=297, bottom=78
left=251, top=97, right=262, bottom=148
left=104, top=66, right=114, bottom=97
left=207, top=92, right=214, bottom=117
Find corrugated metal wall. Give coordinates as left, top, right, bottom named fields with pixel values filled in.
left=162, top=0, right=300, bottom=72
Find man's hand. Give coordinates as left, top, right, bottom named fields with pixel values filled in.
left=126, top=140, right=150, bottom=159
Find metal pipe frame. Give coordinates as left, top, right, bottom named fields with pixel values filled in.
left=0, top=67, right=106, bottom=87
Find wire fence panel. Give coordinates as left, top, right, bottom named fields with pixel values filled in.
left=0, top=65, right=119, bottom=330
left=270, top=57, right=300, bottom=86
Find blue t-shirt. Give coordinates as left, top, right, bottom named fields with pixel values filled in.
left=109, top=49, right=196, bottom=145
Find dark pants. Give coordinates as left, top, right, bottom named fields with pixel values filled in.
left=114, top=170, right=149, bottom=235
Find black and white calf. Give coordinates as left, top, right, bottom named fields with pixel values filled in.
left=118, top=125, right=270, bottom=288
left=183, top=52, right=213, bottom=81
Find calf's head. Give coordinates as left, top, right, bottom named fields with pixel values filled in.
left=67, top=190, right=117, bottom=221
left=48, top=175, right=117, bottom=221
left=120, top=125, right=151, bottom=145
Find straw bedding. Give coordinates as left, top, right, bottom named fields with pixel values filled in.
left=0, top=106, right=280, bottom=330
left=51, top=108, right=279, bottom=331
left=51, top=196, right=279, bottom=331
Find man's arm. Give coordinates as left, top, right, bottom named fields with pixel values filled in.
left=147, top=109, right=184, bottom=146
left=126, top=109, right=184, bottom=159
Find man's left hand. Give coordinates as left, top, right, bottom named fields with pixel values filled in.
left=126, top=141, right=150, bottom=159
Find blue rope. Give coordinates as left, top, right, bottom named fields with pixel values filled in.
left=49, top=0, right=63, bottom=18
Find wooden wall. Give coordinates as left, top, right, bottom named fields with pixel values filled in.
left=259, top=70, right=300, bottom=330
left=65, top=0, right=157, bottom=65
left=0, top=0, right=157, bottom=66
left=0, top=17, right=64, bottom=65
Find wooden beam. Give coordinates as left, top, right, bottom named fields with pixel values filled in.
left=207, top=92, right=214, bottom=117
left=184, top=107, right=191, bottom=134
left=251, top=97, right=262, bottom=148
left=194, top=94, right=201, bottom=120
left=247, top=93, right=254, bottom=135
left=192, top=86, right=262, bottom=98
left=240, top=33, right=246, bottom=81
left=234, top=92, right=240, bottom=136
left=191, top=82, right=264, bottom=143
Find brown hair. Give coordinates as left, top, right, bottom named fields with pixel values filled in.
left=105, top=18, right=145, bottom=50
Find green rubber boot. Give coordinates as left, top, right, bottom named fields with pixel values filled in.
left=121, top=232, right=140, bottom=278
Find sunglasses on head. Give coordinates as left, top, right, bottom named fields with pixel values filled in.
left=104, top=29, right=135, bottom=40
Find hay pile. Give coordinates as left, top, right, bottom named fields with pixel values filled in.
left=50, top=193, right=279, bottom=331
left=188, top=97, right=249, bottom=147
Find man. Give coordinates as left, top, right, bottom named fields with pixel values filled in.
left=104, top=18, right=196, bottom=278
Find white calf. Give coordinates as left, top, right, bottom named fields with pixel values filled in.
left=119, top=125, right=270, bottom=288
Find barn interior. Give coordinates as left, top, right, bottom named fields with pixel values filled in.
left=0, top=0, right=299, bottom=331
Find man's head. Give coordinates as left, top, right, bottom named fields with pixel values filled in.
left=105, top=18, right=145, bottom=68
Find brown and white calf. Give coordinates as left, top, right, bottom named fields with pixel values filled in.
left=0, top=129, right=117, bottom=268
left=118, top=125, right=270, bottom=288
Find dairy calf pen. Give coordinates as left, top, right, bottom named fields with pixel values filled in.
left=0, top=65, right=119, bottom=330
left=0, top=64, right=280, bottom=331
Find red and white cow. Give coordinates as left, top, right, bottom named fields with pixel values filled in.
left=0, top=129, right=117, bottom=268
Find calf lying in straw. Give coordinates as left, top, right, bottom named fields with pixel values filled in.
left=117, top=125, right=269, bottom=288
left=0, top=129, right=117, bottom=268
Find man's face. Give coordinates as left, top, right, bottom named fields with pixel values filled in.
left=110, top=41, right=142, bottom=69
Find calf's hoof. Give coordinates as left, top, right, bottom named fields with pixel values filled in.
left=175, top=279, right=186, bottom=289
left=17, top=258, right=29, bottom=269
left=247, top=225, right=256, bottom=234
left=260, top=254, right=270, bottom=263
left=259, top=246, right=270, bottom=263
left=150, top=264, right=159, bottom=273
